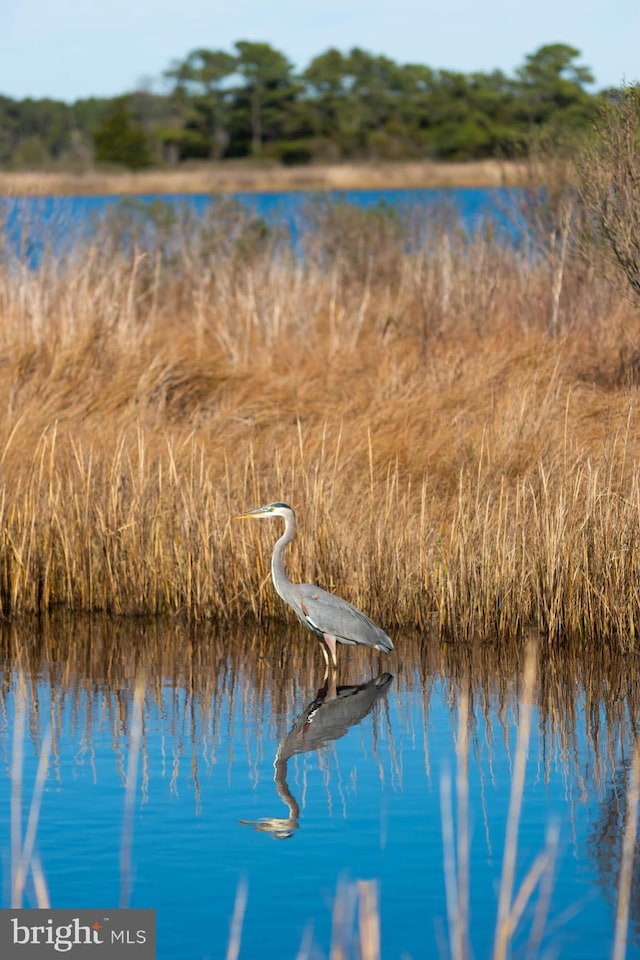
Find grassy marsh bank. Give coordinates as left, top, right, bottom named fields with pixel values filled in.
left=0, top=198, right=639, bottom=644
left=0, top=159, right=523, bottom=197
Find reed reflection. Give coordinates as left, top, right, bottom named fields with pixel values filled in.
left=1, top=616, right=640, bottom=835
left=240, top=672, right=393, bottom=838
left=588, top=751, right=640, bottom=949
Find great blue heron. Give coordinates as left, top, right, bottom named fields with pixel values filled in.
left=233, top=502, right=394, bottom=669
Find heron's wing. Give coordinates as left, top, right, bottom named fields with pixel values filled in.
left=279, top=674, right=394, bottom=758
left=298, top=584, right=393, bottom=651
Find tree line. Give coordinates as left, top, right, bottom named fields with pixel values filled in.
left=0, top=41, right=609, bottom=170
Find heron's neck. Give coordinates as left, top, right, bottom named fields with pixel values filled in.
left=274, top=756, right=300, bottom=820
left=271, top=512, right=296, bottom=602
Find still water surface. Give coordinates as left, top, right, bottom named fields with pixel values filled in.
left=1, top=186, right=513, bottom=268
left=1, top=619, right=638, bottom=959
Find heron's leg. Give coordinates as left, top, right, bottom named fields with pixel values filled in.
left=322, top=634, right=337, bottom=670
left=317, top=670, right=337, bottom=701
left=325, top=672, right=337, bottom=700
left=319, top=643, right=330, bottom=670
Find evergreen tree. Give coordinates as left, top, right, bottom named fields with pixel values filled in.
left=516, top=43, right=595, bottom=139
left=232, top=41, right=298, bottom=155
left=92, top=97, right=152, bottom=169
left=165, top=49, right=236, bottom=159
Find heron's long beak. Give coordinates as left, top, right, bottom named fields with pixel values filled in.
left=233, top=508, right=263, bottom=520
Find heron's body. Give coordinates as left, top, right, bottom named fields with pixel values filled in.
left=234, top=502, right=394, bottom=669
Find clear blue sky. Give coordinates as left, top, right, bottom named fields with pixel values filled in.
left=2, top=0, right=638, bottom=102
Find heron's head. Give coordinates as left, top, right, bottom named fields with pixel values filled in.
left=233, top=502, right=294, bottom=522
left=238, top=817, right=298, bottom=839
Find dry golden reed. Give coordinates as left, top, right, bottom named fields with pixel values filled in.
left=0, top=198, right=639, bottom=644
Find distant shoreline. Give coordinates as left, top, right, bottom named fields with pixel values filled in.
left=0, top=159, right=524, bottom=197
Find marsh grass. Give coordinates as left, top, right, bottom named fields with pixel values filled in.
left=0, top=200, right=639, bottom=644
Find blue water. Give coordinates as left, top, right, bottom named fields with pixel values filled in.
left=0, top=187, right=514, bottom=268
left=1, top=623, right=638, bottom=960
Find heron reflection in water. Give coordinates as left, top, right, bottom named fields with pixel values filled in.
left=233, top=503, right=394, bottom=671
left=240, top=672, right=393, bottom=838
